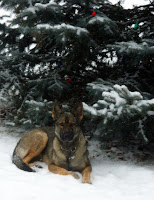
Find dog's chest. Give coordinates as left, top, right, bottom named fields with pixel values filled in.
left=53, top=145, right=86, bottom=171
left=53, top=146, right=76, bottom=169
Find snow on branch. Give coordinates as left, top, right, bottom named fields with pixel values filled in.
left=138, top=119, right=148, bottom=143
left=22, top=0, right=59, bottom=15
left=25, top=100, right=45, bottom=107
left=87, top=15, right=119, bottom=37
left=88, top=16, right=111, bottom=24
left=35, top=0, right=58, bottom=9
left=83, top=102, right=97, bottom=116
left=84, top=80, right=154, bottom=123
left=36, top=23, right=89, bottom=36
left=108, top=41, right=154, bottom=54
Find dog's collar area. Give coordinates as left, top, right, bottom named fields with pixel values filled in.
left=60, top=145, right=76, bottom=160
left=60, top=145, right=76, bottom=153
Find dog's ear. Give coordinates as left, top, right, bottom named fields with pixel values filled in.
left=52, top=100, right=64, bottom=120
left=72, top=101, right=83, bottom=122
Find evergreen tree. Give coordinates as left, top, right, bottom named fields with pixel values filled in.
left=84, top=79, right=154, bottom=144
left=0, top=0, right=153, bottom=145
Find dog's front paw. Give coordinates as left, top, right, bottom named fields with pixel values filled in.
left=82, top=177, right=92, bottom=184
left=71, top=173, right=80, bottom=180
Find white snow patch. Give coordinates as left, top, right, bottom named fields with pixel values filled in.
left=4, top=122, right=16, bottom=126
left=35, top=0, right=58, bottom=9
left=0, top=125, right=154, bottom=200
left=137, top=99, right=154, bottom=107
left=24, top=6, right=37, bottom=14
left=59, top=0, right=66, bottom=6
left=29, top=43, right=37, bottom=50
left=91, top=61, right=97, bottom=67
left=0, top=8, right=15, bottom=25
left=88, top=16, right=111, bottom=24
left=109, top=41, right=154, bottom=54
left=103, top=91, right=126, bottom=107
left=25, top=100, right=44, bottom=107
left=109, top=0, right=151, bottom=9
left=36, top=23, right=88, bottom=35
left=83, top=102, right=97, bottom=115
left=147, top=111, right=154, bottom=116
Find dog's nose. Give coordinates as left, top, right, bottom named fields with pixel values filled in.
left=61, top=132, right=74, bottom=142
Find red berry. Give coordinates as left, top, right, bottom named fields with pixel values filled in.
left=67, top=78, right=72, bottom=82
left=92, top=11, right=96, bottom=17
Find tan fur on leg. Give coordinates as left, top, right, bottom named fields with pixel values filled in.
left=82, top=166, right=92, bottom=184
left=48, top=164, right=79, bottom=179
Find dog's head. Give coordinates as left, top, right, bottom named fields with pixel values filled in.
left=52, top=100, right=83, bottom=143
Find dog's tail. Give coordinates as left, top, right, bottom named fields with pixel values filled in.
left=12, top=150, right=35, bottom=172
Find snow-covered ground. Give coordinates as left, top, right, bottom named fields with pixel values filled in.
left=109, top=0, right=151, bottom=8
left=0, top=125, right=154, bottom=200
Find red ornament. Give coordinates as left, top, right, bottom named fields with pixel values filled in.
left=67, top=78, right=72, bottom=82
left=92, top=11, right=96, bottom=17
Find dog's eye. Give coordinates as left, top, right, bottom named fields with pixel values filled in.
left=70, top=123, right=75, bottom=127
left=59, top=123, right=64, bottom=127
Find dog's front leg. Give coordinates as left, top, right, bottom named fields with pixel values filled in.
left=82, top=166, right=92, bottom=184
left=48, top=164, right=79, bottom=179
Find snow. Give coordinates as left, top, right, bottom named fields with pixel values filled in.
left=108, top=41, right=154, bottom=54
left=24, top=7, right=37, bottom=14
left=36, top=23, right=88, bottom=35
left=35, top=0, right=57, bottom=8
left=35, top=0, right=58, bottom=9
left=59, top=0, right=66, bottom=6
left=102, top=51, right=118, bottom=67
left=103, top=91, right=127, bottom=107
left=138, top=119, right=148, bottom=143
left=84, top=82, right=154, bottom=127
left=4, top=122, right=16, bottom=126
left=83, top=102, right=97, bottom=115
left=22, top=0, right=60, bottom=15
left=0, top=8, right=15, bottom=25
left=88, top=16, right=111, bottom=24
left=147, top=111, right=154, bottom=116
left=29, top=43, right=37, bottom=50
left=0, top=125, right=154, bottom=200
left=109, top=0, right=151, bottom=9
left=137, top=99, right=154, bottom=107
left=0, top=95, right=7, bottom=102
left=114, top=84, right=143, bottom=100
left=25, top=100, right=45, bottom=107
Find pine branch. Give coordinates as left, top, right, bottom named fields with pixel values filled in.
left=133, top=3, right=154, bottom=9
left=116, top=16, right=153, bottom=25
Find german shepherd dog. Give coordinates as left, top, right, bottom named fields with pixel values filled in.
left=12, top=100, right=92, bottom=184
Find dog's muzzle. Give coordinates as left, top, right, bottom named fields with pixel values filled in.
left=60, top=132, right=74, bottom=142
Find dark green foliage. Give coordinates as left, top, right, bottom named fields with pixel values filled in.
left=84, top=79, right=154, bottom=144
left=0, top=0, right=153, bottom=146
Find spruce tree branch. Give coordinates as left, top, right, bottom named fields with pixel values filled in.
left=85, top=0, right=89, bottom=14
left=54, top=72, right=63, bottom=89
left=18, top=93, right=30, bottom=112
left=132, top=3, right=154, bottom=9
left=116, top=16, right=153, bottom=25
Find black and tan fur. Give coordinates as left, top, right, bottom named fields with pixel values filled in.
left=12, top=100, right=92, bottom=184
